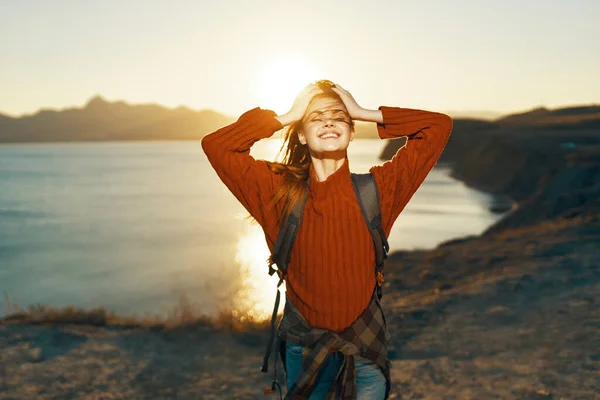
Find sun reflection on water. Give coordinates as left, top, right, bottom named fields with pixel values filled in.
left=235, top=223, right=285, bottom=319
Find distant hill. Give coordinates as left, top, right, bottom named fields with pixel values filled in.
left=444, top=110, right=504, bottom=120
left=494, top=105, right=600, bottom=125
left=381, top=103, right=600, bottom=217
left=0, top=96, right=235, bottom=143
left=0, top=96, right=385, bottom=143
left=3, top=98, right=598, bottom=144
left=381, top=104, right=600, bottom=162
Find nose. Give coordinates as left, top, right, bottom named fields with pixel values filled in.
left=323, top=118, right=335, bottom=127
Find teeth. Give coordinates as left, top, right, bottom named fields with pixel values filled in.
left=320, top=133, right=339, bottom=139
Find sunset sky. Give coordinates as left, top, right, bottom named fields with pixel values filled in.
left=1, top=0, right=599, bottom=118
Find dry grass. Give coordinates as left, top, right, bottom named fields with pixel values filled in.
left=0, top=291, right=270, bottom=333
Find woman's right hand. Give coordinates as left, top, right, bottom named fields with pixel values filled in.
left=275, top=84, right=323, bottom=127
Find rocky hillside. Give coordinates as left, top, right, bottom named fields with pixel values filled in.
left=382, top=104, right=600, bottom=223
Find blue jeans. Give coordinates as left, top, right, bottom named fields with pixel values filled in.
left=285, top=342, right=386, bottom=399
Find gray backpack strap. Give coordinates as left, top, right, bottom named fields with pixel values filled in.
left=268, top=187, right=309, bottom=277
left=262, top=184, right=309, bottom=378
left=350, top=173, right=389, bottom=298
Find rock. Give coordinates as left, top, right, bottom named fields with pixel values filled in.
left=581, top=362, right=598, bottom=371
left=512, top=274, right=536, bottom=292
left=511, top=387, right=553, bottom=400
left=418, top=270, right=440, bottom=283
left=589, top=353, right=600, bottom=361
left=415, top=360, right=446, bottom=384
left=27, top=348, right=43, bottom=363
left=408, top=310, right=429, bottom=321
left=387, top=347, right=400, bottom=360
left=437, top=283, right=453, bottom=291
left=538, top=374, right=558, bottom=388
left=452, top=350, right=473, bottom=360
left=484, top=305, right=510, bottom=316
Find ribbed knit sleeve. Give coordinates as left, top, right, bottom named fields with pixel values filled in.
left=201, top=107, right=284, bottom=230
left=369, top=106, right=453, bottom=236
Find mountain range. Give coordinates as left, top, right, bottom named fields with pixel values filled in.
left=0, top=96, right=597, bottom=143
left=0, top=96, right=231, bottom=143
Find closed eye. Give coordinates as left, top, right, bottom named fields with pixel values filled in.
left=309, top=117, right=350, bottom=123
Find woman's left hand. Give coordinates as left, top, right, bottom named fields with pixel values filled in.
left=331, top=84, right=366, bottom=120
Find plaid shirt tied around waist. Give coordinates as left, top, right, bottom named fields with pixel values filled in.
left=278, top=288, right=391, bottom=399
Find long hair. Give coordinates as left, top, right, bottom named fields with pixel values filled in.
left=264, top=117, right=311, bottom=228
left=266, top=89, right=355, bottom=228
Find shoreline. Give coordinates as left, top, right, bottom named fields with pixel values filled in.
left=0, top=148, right=495, bottom=321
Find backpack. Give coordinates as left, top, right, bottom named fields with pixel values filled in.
left=260, top=172, right=390, bottom=396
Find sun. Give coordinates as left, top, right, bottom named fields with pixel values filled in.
left=257, top=55, right=321, bottom=115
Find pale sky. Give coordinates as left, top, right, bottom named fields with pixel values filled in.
left=1, top=0, right=599, bottom=118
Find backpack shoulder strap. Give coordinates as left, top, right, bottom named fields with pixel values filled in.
left=262, top=184, right=308, bottom=376
left=350, top=173, right=389, bottom=295
left=268, top=186, right=309, bottom=277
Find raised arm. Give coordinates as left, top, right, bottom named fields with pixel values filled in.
left=201, top=107, right=283, bottom=228
left=368, top=107, right=453, bottom=235
left=201, top=84, right=324, bottom=230
left=331, top=84, right=453, bottom=235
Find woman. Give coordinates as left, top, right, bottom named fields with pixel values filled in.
left=201, top=81, right=453, bottom=399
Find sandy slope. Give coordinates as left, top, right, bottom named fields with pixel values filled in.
left=382, top=216, right=600, bottom=399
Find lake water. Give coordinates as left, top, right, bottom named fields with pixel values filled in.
left=0, top=139, right=503, bottom=319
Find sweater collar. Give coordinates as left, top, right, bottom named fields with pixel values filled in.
left=308, top=157, right=352, bottom=201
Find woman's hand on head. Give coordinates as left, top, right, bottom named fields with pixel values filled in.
left=275, top=84, right=323, bottom=127
left=331, top=85, right=366, bottom=120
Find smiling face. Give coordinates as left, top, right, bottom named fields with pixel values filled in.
left=297, top=95, right=355, bottom=158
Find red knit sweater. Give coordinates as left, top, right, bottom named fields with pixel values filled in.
left=201, top=106, right=452, bottom=332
